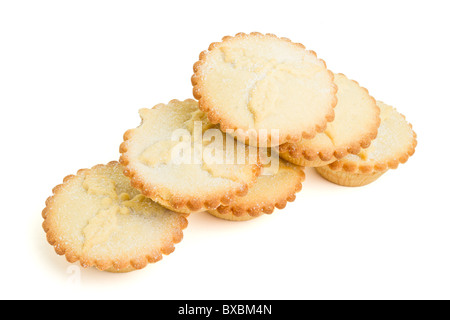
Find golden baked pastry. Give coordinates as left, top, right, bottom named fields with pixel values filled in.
left=279, top=73, right=380, bottom=167
left=42, top=161, right=188, bottom=273
left=120, top=99, right=261, bottom=214
left=208, top=159, right=305, bottom=221
left=315, top=101, right=417, bottom=186
left=192, top=32, right=337, bottom=147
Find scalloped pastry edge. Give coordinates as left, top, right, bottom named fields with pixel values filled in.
left=207, top=163, right=305, bottom=221
left=278, top=73, right=381, bottom=166
left=324, top=112, right=417, bottom=175
left=191, top=32, right=337, bottom=147
left=119, top=99, right=262, bottom=214
left=42, top=161, right=188, bottom=273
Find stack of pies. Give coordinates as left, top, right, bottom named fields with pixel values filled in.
left=42, top=32, right=417, bottom=272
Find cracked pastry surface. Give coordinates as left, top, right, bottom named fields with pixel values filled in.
left=120, top=99, right=261, bottom=214
left=42, top=161, right=188, bottom=273
left=316, top=101, right=417, bottom=186
left=279, top=73, right=380, bottom=167
left=192, top=32, right=337, bottom=147
left=208, top=159, right=305, bottom=221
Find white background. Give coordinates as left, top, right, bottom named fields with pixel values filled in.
left=1, top=0, right=449, bottom=300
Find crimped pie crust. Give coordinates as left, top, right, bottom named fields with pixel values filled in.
left=42, top=161, right=188, bottom=273
left=120, top=99, right=261, bottom=214
left=192, top=32, right=337, bottom=147
left=316, top=101, right=417, bottom=186
left=279, top=73, right=380, bottom=167
left=315, top=166, right=386, bottom=187
left=208, top=159, right=305, bottom=221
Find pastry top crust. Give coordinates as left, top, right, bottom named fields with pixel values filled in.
left=192, top=32, right=337, bottom=147
left=213, top=159, right=305, bottom=218
left=42, top=161, right=188, bottom=272
left=120, top=99, right=261, bottom=213
left=326, top=101, right=417, bottom=174
left=279, top=73, right=381, bottom=164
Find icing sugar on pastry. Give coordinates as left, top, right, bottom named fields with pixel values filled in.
left=42, top=162, right=188, bottom=272
left=279, top=73, right=380, bottom=167
left=316, top=101, right=417, bottom=186
left=119, top=99, right=261, bottom=214
left=208, top=159, right=305, bottom=221
left=192, top=32, right=337, bottom=146
left=81, top=174, right=151, bottom=252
